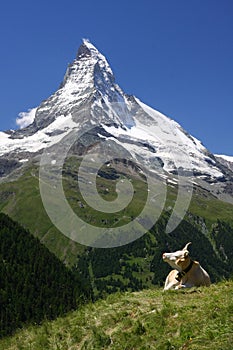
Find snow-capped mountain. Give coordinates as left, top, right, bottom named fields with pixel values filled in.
left=0, top=39, right=232, bottom=202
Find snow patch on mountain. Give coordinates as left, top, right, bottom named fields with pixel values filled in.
left=100, top=97, right=223, bottom=178
left=215, top=154, right=233, bottom=172
left=215, top=155, right=233, bottom=163
left=0, top=114, right=77, bottom=156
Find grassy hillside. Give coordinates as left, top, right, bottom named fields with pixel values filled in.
left=1, top=280, right=233, bottom=350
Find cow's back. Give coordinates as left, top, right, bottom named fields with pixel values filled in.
left=189, top=262, right=211, bottom=287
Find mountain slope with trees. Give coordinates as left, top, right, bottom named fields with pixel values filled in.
left=0, top=213, right=90, bottom=338
left=1, top=161, right=233, bottom=301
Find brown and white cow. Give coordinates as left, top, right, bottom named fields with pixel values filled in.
left=162, top=242, right=211, bottom=290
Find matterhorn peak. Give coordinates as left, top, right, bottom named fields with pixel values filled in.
left=76, top=39, right=114, bottom=76
left=77, top=39, right=102, bottom=59
left=61, top=39, right=114, bottom=91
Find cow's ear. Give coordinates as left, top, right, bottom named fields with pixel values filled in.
left=183, top=250, right=189, bottom=257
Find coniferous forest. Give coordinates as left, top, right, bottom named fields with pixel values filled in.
left=0, top=213, right=89, bottom=338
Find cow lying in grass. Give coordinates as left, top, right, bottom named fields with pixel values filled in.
left=162, top=242, right=211, bottom=290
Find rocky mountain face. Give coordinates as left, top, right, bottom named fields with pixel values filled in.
left=215, top=155, right=233, bottom=172
left=0, top=39, right=232, bottom=204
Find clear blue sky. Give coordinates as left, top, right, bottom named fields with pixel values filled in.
left=0, top=0, right=232, bottom=155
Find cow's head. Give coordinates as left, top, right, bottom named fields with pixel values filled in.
left=162, top=242, right=192, bottom=271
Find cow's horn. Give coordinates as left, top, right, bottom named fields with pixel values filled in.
left=183, top=242, right=192, bottom=251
